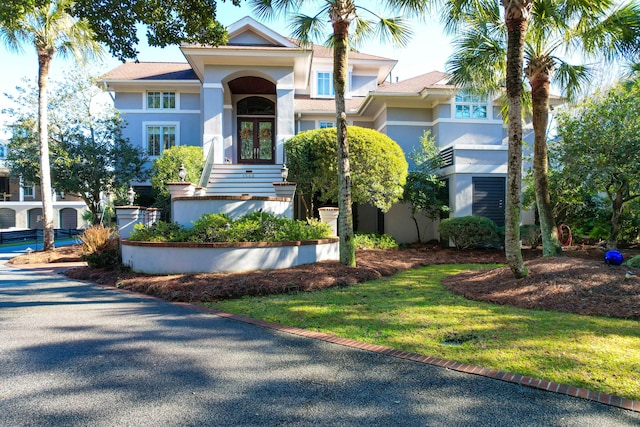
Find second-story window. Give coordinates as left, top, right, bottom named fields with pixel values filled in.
left=147, top=91, right=176, bottom=109
left=146, top=125, right=176, bottom=156
left=455, top=91, right=488, bottom=119
left=317, top=72, right=334, bottom=97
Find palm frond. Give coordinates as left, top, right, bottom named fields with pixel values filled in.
left=553, top=61, right=592, bottom=102
left=250, top=0, right=304, bottom=20
left=288, top=12, right=328, bottom=47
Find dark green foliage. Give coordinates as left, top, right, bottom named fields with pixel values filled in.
left=128, top=212, right=332, bottom=243
left=354, top=233, right=399, bottom=250
left=129, top=221, right=187, bottom=243
left=439, top=216, right=502, bottom=250
left=285, top=126, right=408, bottom=217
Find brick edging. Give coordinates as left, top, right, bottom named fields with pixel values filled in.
left=56, top=277, right=639, bottom=414
left=179, top=303, right=639, bottom=413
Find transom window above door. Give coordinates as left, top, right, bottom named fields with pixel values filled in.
left=147, top=91, right=176, bottom=109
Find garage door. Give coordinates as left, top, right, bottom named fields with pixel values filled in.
left=0, top=208, right=16, bottom=229
left=59, top=208, right=77, bottom=229
left=28, top=208, right=43, bottom=229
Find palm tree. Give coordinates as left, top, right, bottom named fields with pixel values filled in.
left=445, top=0, right=640, bottom=261
left=251, top=0, right=426, bottom=266
left=0, top=0, right=102, bottom=250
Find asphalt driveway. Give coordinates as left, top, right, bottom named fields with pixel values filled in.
left=1, top=247, right=639, bottom=426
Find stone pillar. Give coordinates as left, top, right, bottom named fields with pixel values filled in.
left=318, top=207, right=339, bottom=237
left=115, top=206, right=141, bottom=239
left=167, top=182, right=195, bottom=222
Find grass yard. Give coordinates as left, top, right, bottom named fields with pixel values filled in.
left=207, top=264, right=640, bottom=401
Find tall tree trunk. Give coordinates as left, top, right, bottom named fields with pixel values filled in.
left=607, top=192, right=624, bottom=249
left=528, top=67, right=562, bottom=256
left=333, top=16, right=355, bottom=266
left=502, top=0, right=531, bottom=278
left=37, top=51, right=55, bottom=251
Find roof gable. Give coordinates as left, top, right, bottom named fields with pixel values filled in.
left=227, top=16, right=297, bottom=48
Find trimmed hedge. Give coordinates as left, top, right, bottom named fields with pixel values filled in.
left=439, top=216, right=502, bottom=250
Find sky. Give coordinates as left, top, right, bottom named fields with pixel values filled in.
left=0, top=3, right=453, bottom=138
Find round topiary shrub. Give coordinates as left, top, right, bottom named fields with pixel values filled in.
left=439, top=216, right=502, bottom=250
left=285, top=126, right=408, bottom=216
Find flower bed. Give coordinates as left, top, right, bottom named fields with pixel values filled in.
left=121, top=238, right=339, bottom=274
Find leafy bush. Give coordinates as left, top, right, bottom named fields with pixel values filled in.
left=129, top=221, right=187, bottom=242
left=79, top=225, right=121, bottom=269
left=285, top=126, right=408, bottom=217
left=520, top=224, right=541, bottom=248
left=354, top=233, right=399, bottom=250
left=439, top=216, right=502, bottom=250
left=128, top=211, right=332, bottom=243
left=625, top=255, right=640, bottom=268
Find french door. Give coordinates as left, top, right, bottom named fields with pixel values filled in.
left=238, top=118, right=275, bottom=164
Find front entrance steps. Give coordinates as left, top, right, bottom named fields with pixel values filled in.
left=205, top=164, right=284, bottom=197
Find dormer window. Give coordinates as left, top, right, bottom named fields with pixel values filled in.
left=147, top=91, right=176, bottom=110
left=455, top=91, right=488, bottom=119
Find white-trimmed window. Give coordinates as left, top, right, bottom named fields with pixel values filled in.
left=455, top=91, right=488, bottom=119
left=147, top=91, right=176, bottom=110
left=317, top=72, right=334, bottom=97
left=145, top=123, right=178, bottom=156
left=23, top=183, right=35, bottom=198
left=319, top=121, right=335, bottom=129
left=0, top=143, right=6, bottom=158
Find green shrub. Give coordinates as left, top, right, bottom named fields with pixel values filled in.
left=188, top=213, right=233, bottom=242
left=128, top=220, right=187, bottom=242
left=625, top=254, right=640, bottom=268
left=439, top=216, right=502, bottom=250
left=354, top=233, right=399, bottom=250
left=520, top=224, right=541, bottom=248
left=79, top=225, right=121, bottom=269
left=129, top=212, right=332, bottom=243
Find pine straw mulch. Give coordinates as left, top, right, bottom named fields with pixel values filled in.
left=9, top=243, right=640, bottom=319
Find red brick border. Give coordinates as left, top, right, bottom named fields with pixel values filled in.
left=180, top=303, right=640, bottom=413
left=22, top=269, right=637, bottom=415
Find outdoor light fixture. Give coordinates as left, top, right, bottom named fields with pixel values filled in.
left=280, top=164, right=289, bottom=182
left=178, top=163, right=187, bottom=182
left=127, top=186, right=135, bottom=206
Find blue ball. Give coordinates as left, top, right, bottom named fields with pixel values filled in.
left=604, top=250, right=624, bottom=265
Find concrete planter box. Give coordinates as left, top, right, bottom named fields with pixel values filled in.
left=121, top=238, right=339, bottom=274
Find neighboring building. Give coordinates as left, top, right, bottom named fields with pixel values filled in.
left=101, top=16, right=537, bottom=243
left=0, top=139, right=86, bottom=230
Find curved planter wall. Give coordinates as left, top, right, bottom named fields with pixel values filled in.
left=121, top=238, right=340, bottom=274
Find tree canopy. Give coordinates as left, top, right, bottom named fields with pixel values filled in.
left=1, top=0, right=238, bottom=61
left=5, top=70, right=147, bottom=220
left=553, top=76, right=640, bottom=248
left=285, top=126, right=408, bottom=217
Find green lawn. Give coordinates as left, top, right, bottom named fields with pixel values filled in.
left=207, top=264, right=640, bottom=401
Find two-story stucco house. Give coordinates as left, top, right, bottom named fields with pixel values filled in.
left=102, top=16, right=534, bottom=243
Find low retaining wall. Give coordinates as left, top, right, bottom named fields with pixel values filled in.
left=121, top=238, right=340, bottom=274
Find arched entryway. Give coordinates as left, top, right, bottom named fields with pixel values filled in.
left=228, top=76, right=276, bottom=164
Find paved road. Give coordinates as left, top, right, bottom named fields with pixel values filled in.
left=1, top=249, right=639, bottom=426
